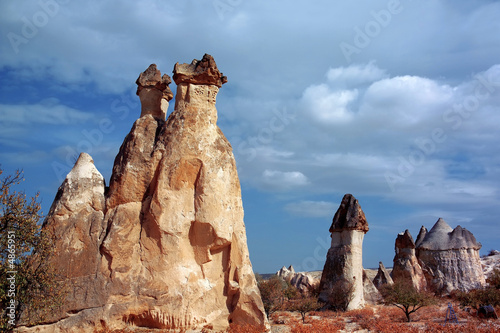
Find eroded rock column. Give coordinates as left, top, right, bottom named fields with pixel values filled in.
left=319, top=194, right=369, bottom=310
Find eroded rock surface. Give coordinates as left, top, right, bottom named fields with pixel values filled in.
left=363, top=270, right=382, bottom=305
left=173, top=53, right=227, bottom=87
left=319, top=194, right=373, bottom=310
left=39, top=153, right=107, bottom=323
left=276, top=266, right=319, bottom=295
left=372, top=261, right=394, bottom=290
left=391, top=229, right=427, bottom=291
left=136, top=64, right=173, bottom=120
left=416, top=218, right=486, bottom=293
left=25, top=55, right=268, bottom=332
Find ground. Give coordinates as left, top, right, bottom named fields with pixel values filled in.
left=267, top=301, right=499, bottom=333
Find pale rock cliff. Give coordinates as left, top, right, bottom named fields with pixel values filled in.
left=416, top=218, right=486, bottom=294
left=318, top=194, right=374, bottom=310
left=23, top=55, right=268, bottom=332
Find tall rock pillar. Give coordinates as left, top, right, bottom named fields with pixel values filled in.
left=100, top=54, right=267, bottom=331
left=25, top=55, right=268, bottom=332
left=391, top=229, right=427, bottom=291
left=319, top=194, right=369, bottom=310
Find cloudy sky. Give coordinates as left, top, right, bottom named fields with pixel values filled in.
left=1, top=0, right=499, bottom=273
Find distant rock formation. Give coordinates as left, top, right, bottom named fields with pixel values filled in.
left=363, top=270, right=383, bottom=305
left=372, top=261, right=394, bottom=290
left=276, top=265, right=319, bottom=295
left=391, top=229, right=427, bottom=291
left=416, top=218, right=486, bottom=293
left=277, top=265, right=296, bottom=280
left=319, top=194, right=378, bottom=310
left=25, top=55, right=268, bottom=332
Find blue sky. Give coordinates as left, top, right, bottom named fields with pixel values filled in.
left=1, top=0, right=499, bottom=273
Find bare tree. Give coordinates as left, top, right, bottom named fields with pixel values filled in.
left=0, top=169, right=65, bottom=329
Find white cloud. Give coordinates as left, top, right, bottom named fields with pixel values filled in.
left=327, top=61, right=387, bottom=87
left=301, top=85, right=357, bottom=124
left=0, top=99, right=92, bottom=125
left=284, top=200, right=336, bottom=218
left=261, top=170, right=309, bottom=191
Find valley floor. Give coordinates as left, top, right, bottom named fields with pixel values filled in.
left=266, top=302, right=499, bottom=333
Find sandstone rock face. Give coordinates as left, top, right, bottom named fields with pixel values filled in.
left=416, top=218, right=486, bottom=294
left=391, top=229, right=427, bottom=291
left=319, top=194, right=370, bottom=310
left=173, top=53, right=228, bottom=87
left=27, top=55, right=268, bottom=332
left=40, top=153, right=107, bottom=323
left=136, top=64, right=173, bottom=120
left=372, top=261, right=394, bottom=290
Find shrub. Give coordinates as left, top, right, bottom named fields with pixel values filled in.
left=325, top=279, right=354, bottom=312
left=454, top=287, right=500, bottom=310
left=0, top=169, right=65, bottom=329
left=286, top=297, right=323, bottom=323
left=258, top=276, right=288, bottom=316
left=487, top=268, right=500, bottom=289
left=380, top=280, right=437, bottom=322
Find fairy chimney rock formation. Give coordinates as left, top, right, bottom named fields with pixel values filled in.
left=39, top=153, right=107, bottom=323
left=319, top=194, right=370, bottom=310
left=391, top=229, right=427, bottom=291
left=416, top=218, right=486, bottom=293
left=28, top=55, right=268, bottom=332
left=373, top=261, right=394, bottom=290
left=136, top=64, right=173, bottom=120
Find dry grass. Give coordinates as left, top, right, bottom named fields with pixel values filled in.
left=289, top=317, right=345, bottom=333
left=93, top=304, right=500, bottom=332
left=227, top=323, right=267, bottom=333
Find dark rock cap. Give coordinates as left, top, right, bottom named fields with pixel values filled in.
left=136, top=64, right=173, bottom=101
left=173, top=54, right=228, bottom=87
left=329, top=194, right=369, bottom=233
left=395, top=229, right=415, bottom=249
